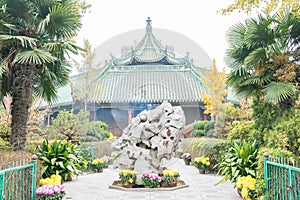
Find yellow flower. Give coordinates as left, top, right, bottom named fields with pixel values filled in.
left=236, top=180, right=242, bottom=189
left=39, top=179, right=47, bottom=186
left=241, top=188, right=248, bottom=198
left=163, top=170, right=169, bottom=176
left=128, top=178, right=134, bottom=184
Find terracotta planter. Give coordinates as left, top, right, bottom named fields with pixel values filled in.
left=65, top=174, right=72, bottom=181
left=185, top=161, right=190, bottom=165
left=161, top=182, right=177, bottom=187
left=198, top=169, right=205, bottom=174
left=97, top=168, right=103, bottom=173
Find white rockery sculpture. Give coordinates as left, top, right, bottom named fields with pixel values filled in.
left=112, top=101, right=186, bottom=184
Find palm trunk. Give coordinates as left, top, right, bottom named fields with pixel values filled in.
left=10, top=63, right=35, bottom=151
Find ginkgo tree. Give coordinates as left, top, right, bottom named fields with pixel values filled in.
left=72, top=39, right=102, bottom=113
left=200, top=59, right=230, bottom=136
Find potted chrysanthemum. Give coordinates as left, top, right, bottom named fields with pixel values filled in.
left=36, top=174, right=65, bottom=200
left=162, top=168, right=180, bottom=187
left=236, top=175, right=257, bottom=199
left=176, top=148, right=183, bottom=158
left=36, top=184, right=66, bottom=200
left=118, top=170, right=137, bottom=187
left=194, top=156, right=210, bottom=174
left=142, top=173, right=161, bottom=188
left=91, top=158, right=106, bottom=173
left=182, top=153, right=191, bottom=165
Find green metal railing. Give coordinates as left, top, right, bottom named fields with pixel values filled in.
left=0, top=156, right=37, bottom=200
left=264, top=154, right=300, bottom=200
left=80, top=145, right=95, bottom=171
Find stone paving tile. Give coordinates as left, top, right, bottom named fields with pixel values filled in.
left=63, top=158, right=242, bottom=200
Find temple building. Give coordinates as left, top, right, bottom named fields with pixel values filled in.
left=46, top=18, right=234, bottom=135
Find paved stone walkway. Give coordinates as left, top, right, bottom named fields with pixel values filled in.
left=63, top=158, right=242, bottom=200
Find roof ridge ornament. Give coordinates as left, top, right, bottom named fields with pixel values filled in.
left=146, top=17, right=152, bottom=32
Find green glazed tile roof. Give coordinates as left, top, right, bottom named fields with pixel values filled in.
left=83, top=65, right=207, bottom=103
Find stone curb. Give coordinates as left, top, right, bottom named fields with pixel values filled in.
left=108, top=183, right=189, bottom=192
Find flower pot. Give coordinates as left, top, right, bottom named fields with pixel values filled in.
left=198, top=169, right=205, bottom=174
left=161, top=182, right=177, bottom=187
left=185, top=161, right=190, bottom=165
left=65, top=174, right=72, bottom=181
left=97, top=168, right=103, bottom=173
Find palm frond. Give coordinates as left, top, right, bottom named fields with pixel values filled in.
left=240, top=75, right=272, bottom=87
left=244, top=17, right=274, bottom=49
left=0, top=35, right=37, bottom=48
left=244, top=47, right=267, bottom=66
left=43, top=41, right=83, bottom=58
left=36, top=13, right=50, bottom=34
left=226, top=68, right=249, bottom=87
left=262, top=82, right=296, bottom=103
left=0, top=19, right=17, bottom=31
left=46, top=4, right=81, bottom=39
left=33, top=68, right=58, bottom=102
left=13, top=48, right=57, bottom=65
left=226, top=22, right=246, bottom=47
left=6, top=0, right=31, bottom=20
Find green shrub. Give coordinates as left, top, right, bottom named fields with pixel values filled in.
left=36, top=140, right=87, bottom=180
left=191, top=121, right=214, bottom=137
left=216, top=140, right=258, bottom=185
left=0, top=121, right=11, bottom=142
left=79, top=121, right=110, bottom=142
left=0, top=138, right=11, bottom=149
left=227, top=121, right=256, bottom=141
left=189, top=138, right=230, bottom=172
left=266, top=109, right=300, bottom=156
left=190, top=130, right=205, bottom=137
left=207, top=140, right=232, bottom=172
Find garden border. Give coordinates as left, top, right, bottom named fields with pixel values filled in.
left=109, top=180, right=189, bottom=192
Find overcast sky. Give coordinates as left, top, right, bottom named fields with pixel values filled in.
left=74, top=0, right=252, bottom=71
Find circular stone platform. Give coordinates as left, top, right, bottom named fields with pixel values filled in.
left=109, top=180, right=189, bottom=192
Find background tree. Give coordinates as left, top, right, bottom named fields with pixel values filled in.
left=201, top=59, right=229, bottom=136
left=220, top=0, right=300, bottom=15
left=52, top=110, right=88, bottom=141
left=72, top=39, right=101, bottom=112
left=0, top=0, right=88, bottom=150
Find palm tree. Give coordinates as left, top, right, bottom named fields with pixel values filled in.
left=0, top=0, right=86, bottom=150
left=225, top=9, right=300, bottom=115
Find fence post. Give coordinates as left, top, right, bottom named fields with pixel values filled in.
left=90, top=145, right=95, bottom=171
left=264, top=152, right=269, bottom=199
left=31, top=155, right=37, bottom=200
left=0, top=172, right=5, bottom=200
left=288, top=168, right=292, bottom=200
